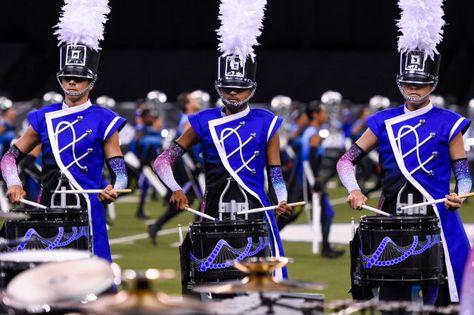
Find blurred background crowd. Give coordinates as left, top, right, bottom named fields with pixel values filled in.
left=2, top=90, right=474, bottom=230
left=1, top=0, right=474, bottom=237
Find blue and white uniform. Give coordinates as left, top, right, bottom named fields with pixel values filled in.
left=189, top=106, right=287, bottom=278
left=366, top=102, right=470, bottom=302
left=28, top=100, right=126, bottom=262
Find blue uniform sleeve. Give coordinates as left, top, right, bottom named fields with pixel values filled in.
left=104, top=117, right=127, bottom=140
left=449, top=117, right=471, bottom=142
left=188, top=113, right=203, bottom=140
left=366, top=112, right=382, bottom=138
left=100, top=108, right=127, bottom=140
left=27, top=110, right=41, bottom=134
left=267, top=116, right=283, bottom=142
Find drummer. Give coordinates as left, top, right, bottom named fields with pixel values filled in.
left=0, top=1, right=127, bottom=262
left=336, top=18, right=471, bottom=308
left=152, top=8, right=292, bottom=279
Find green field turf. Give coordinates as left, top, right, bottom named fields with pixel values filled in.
left=108, top=186, right=474, bottom=302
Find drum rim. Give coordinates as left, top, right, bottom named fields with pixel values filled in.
left=360, top=215, right=438, bottom=223
left=190, top=219, right=267, bottom=226
left=10, top=208, right=88, bottom=214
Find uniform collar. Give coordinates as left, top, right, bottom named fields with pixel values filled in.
left=220, top=106, right=250, bottom=118
left=403, top=101, right=433, bottom=115
left=62, top=99, right=92, bottom=110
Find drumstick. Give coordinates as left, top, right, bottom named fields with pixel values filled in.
left=184, top=207, right=216, bottom=221
left=19, top=198, right=47, bottom=209
left=52, top=189, right=132, bottom=194
left=235, top=201, right=306, bottom=215
left=400, top=191, right=474, bottom=211
left=361, top=205, right=391, bottom=216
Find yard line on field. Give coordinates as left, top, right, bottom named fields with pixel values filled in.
left=109, top=226, right=189, bottom=245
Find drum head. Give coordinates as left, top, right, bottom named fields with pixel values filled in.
left=6, top=256, right=114, bottom=307
left=0, top=249, right=91, bottom=263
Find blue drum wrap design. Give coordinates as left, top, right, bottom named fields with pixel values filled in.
left=12, top=226, right=89, bottom=251
left=356, top=215, right=443, bottom=286
left=188, top=219, right=271, bottom=283
left=190, top=236, right=270, bottom=272
left=361, top=234, right=440, bottom=268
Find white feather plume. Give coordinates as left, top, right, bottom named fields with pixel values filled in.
left=54, top=0, right=110, bottom=51
left=216, top=0, right=267, bottom=61
left=397, top=0, right=445, bottom=59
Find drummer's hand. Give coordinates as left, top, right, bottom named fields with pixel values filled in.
left=170, top=190, right=189, bottom=211
left=347, top=189, right=367, bottom=210
left=98, top=185, right=118, bottom=204
left=275, top=201, right=292, bottom=217
left=445, top=193, right=462, bottom=211
left=6, top=185, right=26, bottom=204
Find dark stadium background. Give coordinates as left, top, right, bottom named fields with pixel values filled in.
left=0, top=0, right=473, bottom=105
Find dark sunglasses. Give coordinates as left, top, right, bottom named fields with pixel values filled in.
left=400, top=83, right=431, bottom=89
left=220, top=87, right=249, bottom=94
left=61, top=76, right=89, bottom=83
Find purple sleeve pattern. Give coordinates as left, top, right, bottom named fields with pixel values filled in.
left=268, top=165, right=287, bottom=203
left=153, top=142, right=185, bottom=192
left=336, top=144, right=366, bottom=193
left=452, top=159, right=472, bottom=198
left=106, top=157, right=128, bottom=189
left=1, top=145, right=23, bottom=188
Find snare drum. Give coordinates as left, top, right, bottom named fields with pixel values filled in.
left=4, top=208, right=90, bottom=252
left=355, top=215, right=442, bottom=286
left=189, top=219, right=271, bottom=284
left=0, top=249, right=91, bottom=288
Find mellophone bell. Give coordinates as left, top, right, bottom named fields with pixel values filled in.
left=183, top=177, right=271, bottom=293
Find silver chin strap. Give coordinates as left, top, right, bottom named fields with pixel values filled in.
left=397, top=81, right=437, bottom=103
left=214, top=81, right=256, bottom=110
left=56, top=75, right=97, bottom=97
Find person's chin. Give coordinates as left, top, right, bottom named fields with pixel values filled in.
left=407, top=99, right=426, bottom=108
left=225, top=100, right=241, bottom=108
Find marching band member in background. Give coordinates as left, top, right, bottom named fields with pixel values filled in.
left=147, top=91, right=203, bottom=244
left=302, top=101, right=344, bottom=258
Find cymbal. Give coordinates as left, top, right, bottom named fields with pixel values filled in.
left=80, top=291, right=213, bottom=315
left=0, top=212, right=29, bottom=221
left=122, top=268, right=176, bottom=283
left=194, top=275, right=326, bottom=294
left=6, top=256, right=114, bottom=307
left=76, top=267, right=213, bottom=315
left=233, top=256, right=293, bottom=274
left=194, top=256, right=325, bottom=294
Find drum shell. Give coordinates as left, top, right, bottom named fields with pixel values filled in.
left=189, top=219, right=271, bottom=283
left=4, top=208, right=90, bottom=252
left=357, top=215, right=442, bottom=285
